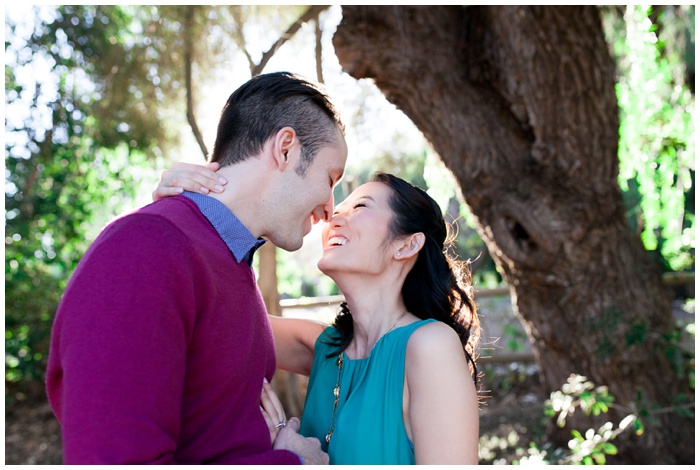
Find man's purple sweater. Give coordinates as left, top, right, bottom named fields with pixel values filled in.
left=46, top=196, right=300, bottom=464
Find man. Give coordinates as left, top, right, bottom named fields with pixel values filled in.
left=46, top=72, right=348, bottom=464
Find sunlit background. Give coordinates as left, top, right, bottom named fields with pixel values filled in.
left=5, top=4, right=468, bottom=299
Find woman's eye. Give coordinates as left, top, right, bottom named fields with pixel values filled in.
left=353, top=203, right=366, bottom=209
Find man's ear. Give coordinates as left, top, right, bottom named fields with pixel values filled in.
left=394, top=232, right=426, bottom=260
left=272, top=127, right=297, bottom=171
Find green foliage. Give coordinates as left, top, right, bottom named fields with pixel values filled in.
left=603, top=5, right=695, bottom=272
left=5, top=6, right=165, bottom=395
left=276, top=247, right=340, bottom=299
left=545, top=375, right=615, bottom=427
left=513, top=366, right=694, bottom=465
left=583, top=305, right=622, bottom=363
left=481, top=335, right=693, bottom=465
left=567, top=426, right=618, bottom=465
left=520, top=375, right=636, bottom=465
left=501, top=324, right=528, bottom=352
left=624, top=319, right=648, bottom=346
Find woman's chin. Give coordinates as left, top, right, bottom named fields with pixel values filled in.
left=317, top=259, right=330, bottom=274
left=317, top=258, right=338, bottom=278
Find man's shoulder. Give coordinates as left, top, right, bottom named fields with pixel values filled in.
left=106, top=196, right=200, bottom=229
left=132, top=194, right=198, bottom=219
left=93, top=196, right=206, bottom=248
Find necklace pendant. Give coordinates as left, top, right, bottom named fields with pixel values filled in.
left=326, top=353, right=344, bottom=448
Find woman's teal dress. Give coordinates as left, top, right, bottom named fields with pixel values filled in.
left=299, top=319, right=436, bottom=465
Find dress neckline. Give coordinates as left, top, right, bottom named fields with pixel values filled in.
left=341, top=320, right=429, bottom=363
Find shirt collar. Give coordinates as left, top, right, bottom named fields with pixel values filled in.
left=183, top=191, right=266, bottom=265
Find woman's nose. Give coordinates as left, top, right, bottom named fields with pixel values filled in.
left=329, top=210, right=347, bottom=226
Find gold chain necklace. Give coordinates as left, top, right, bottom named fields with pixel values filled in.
left=325, top=310, right=409, bottom=444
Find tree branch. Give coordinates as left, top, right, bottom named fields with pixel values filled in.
left=251, top=5, right=330, bottom=76
left=314, top=16, right=323, bottom=83
left=230, top=6, right=256, bottom=71
left=184, top=6, right=208, bottom=159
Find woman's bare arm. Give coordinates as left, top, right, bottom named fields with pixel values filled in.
left=269, top=315, right=326, bottom=376
left=405, top=321, right=479, bottom=464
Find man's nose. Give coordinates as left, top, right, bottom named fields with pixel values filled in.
left=320, top=193, right=335, bottom=223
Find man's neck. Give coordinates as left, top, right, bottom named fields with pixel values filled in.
left=207, top=162, right=267, bottom=239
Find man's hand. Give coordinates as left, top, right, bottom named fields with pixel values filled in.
left=273, top=417, right=329, bottom=465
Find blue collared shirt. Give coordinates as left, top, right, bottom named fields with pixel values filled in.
left=183, top=191, right=266, bottom=266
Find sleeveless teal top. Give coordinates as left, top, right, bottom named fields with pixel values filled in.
left=299, top=319, right=436, bottom=465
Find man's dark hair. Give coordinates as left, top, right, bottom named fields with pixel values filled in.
left=210, top=72, right=345, bottom=176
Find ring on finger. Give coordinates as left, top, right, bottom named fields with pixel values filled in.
left=275, top=420, right=286, bottom=429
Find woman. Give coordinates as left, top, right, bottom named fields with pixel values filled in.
left=155, top=165, right=481, bottom=464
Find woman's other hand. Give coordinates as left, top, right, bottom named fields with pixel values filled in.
left=260, top=378, right=288, bottom=445
left=152, top=161, right=227, bottom=201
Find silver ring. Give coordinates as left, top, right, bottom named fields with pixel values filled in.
left=275, top=421, right=286, bottom=429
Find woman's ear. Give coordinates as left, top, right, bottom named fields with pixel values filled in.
left=394, top=233, right=426, bottom=260
left=272, top=127, right=297, bottom=171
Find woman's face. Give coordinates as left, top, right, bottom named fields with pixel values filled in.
left=317, top=182, right=397, bottom=278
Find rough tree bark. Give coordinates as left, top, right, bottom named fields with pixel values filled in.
left=333, top=5, right=693, bottom=464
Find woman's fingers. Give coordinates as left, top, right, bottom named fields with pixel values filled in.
left=262, top=378, right=287, bottom=424
left=260, top=404, right=279, bottom=444
left=152, top=186, right=183, bottom=202
left=260, top=378, right=287, bottom=444
left=152, top=161, right=227, bottom=201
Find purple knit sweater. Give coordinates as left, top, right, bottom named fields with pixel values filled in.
left=46, top=196, right=300, bottom=464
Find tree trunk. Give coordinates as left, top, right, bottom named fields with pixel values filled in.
left=257, top=242, right=304, bottom=418
left=333, top=5, right=693, bottom=464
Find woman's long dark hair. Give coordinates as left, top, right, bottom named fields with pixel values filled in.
left=325, top=172, right=481, bottom=387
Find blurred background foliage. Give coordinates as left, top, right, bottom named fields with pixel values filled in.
left=605, top=5, right=695, bottom=272
left=4, top=5, right=694, bottom=408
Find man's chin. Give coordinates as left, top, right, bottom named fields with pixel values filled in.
left=272, top=237, right=304, bottom=253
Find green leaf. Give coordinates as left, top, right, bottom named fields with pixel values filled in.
left=600, top=442, right=618, bottom=455
left=592, top=452, right=606, bottom=465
